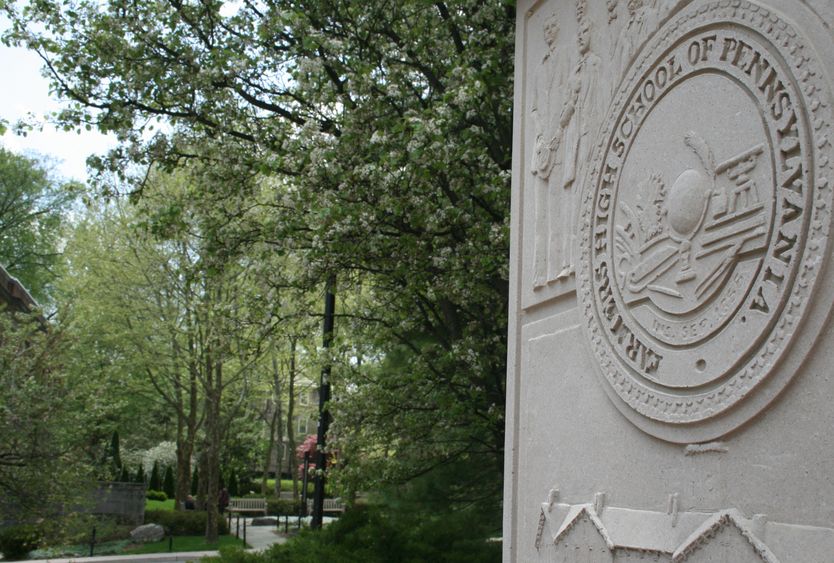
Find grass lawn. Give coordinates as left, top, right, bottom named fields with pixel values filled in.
left=123, top=535, right=246, bottom=554
left=265, top=478, right=314, bottom=496
left=146, top=498, right=176, bottom=511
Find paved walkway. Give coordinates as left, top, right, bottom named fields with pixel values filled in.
left=237, top=517, right=290, bottom=551
left=22, top=517, right=293, bottom=563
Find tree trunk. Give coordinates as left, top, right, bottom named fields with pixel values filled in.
left=175, top=252, right=202, bottom=510
left=174, top=439, right=191, bottom=511
left=273, top=353, right=284, bottom=496
left=204, top=357, right=222, bottom=543
left=261, top=400, right=278, bottom=495
left=174, top=360, right=200, bottom=510
left=286, top=337, right=298, bottom=500
left=274, top=404, right=283, bottom=495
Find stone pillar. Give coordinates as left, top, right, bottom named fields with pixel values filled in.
left=505, top=1, right=834, bottom=560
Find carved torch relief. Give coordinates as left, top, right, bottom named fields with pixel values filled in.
left=578, top=1, right=833, bottom=442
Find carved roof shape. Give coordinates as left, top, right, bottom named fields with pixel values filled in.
left=540, top=502, right=783, bottom=560
left=672, top=509, right=780, bottom=562
left=551, top=504, right=614, bottom=550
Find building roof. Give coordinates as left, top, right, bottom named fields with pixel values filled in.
left=0, top=264, right=38, bottom=313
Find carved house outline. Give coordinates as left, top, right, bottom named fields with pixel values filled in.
left=672, top=509, right=780, bottom=563
left=537, top=502, right=780, bottom=561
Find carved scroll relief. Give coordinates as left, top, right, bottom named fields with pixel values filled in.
left=578, top=0, right=834, bottom=442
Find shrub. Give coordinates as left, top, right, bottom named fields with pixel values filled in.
left=206, top=504, right=501, bottom=563
left=0, top=524, right=43, bottom=560
left=267, top=498, right=305, bottom=516
left=146, top=489, right=168, bottom=501
left=144, top=509, right=229, bottom=536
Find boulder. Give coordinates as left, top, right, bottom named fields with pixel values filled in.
left=129, top=523, right=165, bottom=543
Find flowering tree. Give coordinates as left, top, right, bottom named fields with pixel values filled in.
left=5, top=0, right=514, bottom=516
left=296, top=434, right=318, bottom=480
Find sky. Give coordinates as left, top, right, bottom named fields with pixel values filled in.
left=0, top=39, right=118, bottom=183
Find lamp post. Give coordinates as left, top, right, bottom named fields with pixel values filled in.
left=311, top=275, right=335, bottom=529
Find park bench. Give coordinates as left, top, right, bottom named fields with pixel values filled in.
left=228, top=497, right=268, bottom=516
left=306, top=497, right=345, bottom=516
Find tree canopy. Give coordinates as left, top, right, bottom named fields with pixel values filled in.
left=4, top=0, right=515, bottom=522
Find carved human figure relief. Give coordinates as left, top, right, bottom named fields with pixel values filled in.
left=531, top=13, right=572, bottom=288
left=610, top=0, right=648, bottom=90
left=609, top=0, right=680, bottom=92
left=555, top=0, right=603, bottom=281
left=531, top=0, right=602, bottom=288
left=606, top=0, right=618, bottom=24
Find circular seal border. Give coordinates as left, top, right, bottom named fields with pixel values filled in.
left=578, top=0, right=834, bottom=442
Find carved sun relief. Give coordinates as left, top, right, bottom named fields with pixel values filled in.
left=578, top=0, right=834, bottom=442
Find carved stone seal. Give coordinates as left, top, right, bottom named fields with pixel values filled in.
left=578, top=0, right=834, bottom=442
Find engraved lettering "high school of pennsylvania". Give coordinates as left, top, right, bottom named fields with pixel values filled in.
left=591, top=27, right=808, bottom=379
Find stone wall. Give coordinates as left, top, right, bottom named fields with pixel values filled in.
left=92, top=482, right=146, bottom=525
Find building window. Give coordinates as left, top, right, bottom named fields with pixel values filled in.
left=297, top=416, right=308, bottom=435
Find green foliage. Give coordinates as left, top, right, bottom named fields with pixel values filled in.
left=207, top=504, right=500, bottom=563
left=0, top=311, right=97, bottom=519
left=146, top=490, right=167, bottom=501
left=144, top=510, right=229, bottom=536
left=0, top=148, right=76, bottom=304
left=0, top=524, right=43, bottom=560
left=118, top=466, right=131, bottom=482
left=31, top=540, right=131, bottom=559
left=6, top=0, right=515, bottom=529
left=34, top=514, right=133, bottom=548
left=149, top=460, right=162, bottom=491
left=163, top=465, right=176, bottom=498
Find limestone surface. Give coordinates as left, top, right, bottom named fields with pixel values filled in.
left=505, top=0, right=834, bottom=560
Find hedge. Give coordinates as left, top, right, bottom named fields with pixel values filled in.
left=0, top=524, right=43, bottom=561
left=144, top=510, right=229, bottom=536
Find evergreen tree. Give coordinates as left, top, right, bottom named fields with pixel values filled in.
left=118, top=466, right=130, bottom=482
left=149, top=460, right=162, bottom=490
left=135, top=464, right=146, bottom=484
left=163, top=466, right=175, bottom=498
